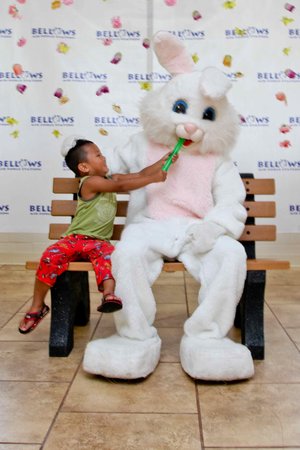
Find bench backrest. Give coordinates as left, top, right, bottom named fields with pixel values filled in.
left=50, top=173, right=276, bottom=259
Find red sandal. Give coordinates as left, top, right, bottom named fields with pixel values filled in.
left=18, top=304, right=50, bottom=334
left=97, top=293, right=123, bottom=313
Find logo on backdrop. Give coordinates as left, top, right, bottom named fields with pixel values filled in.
left=0, top=205, right=10, bottom=215
left=96, top=29, right=140, bottom=40
left=94, top=116, right=140, bottom=127
left=168, top=30, right=205, bottom=40
left=288, top=28, right=300, bottom=38
left=29, top=205, right=51, bottom=215
left=62, top=72, right=107, bottom=82
left=289, top=116, right=300, bottom=125
left=225, top=27, right=269, bottom=38
left=0, top=29, right=12, bottom=38
left=0, top=71, right=43, bottom=82
left=128, top=72, right=172, bottom=83
left=257, top=160, right=300, bottom=171
left=257, top=71, right=300, bottom=82
left=0, top=116, right=15, bottom=126
left=0, top=159, right=42, bottom=171
left=289, top=205, right=300, bottom=215
left=32, top=27, right=76, bottom=38
left=239, top=115, right=270, bottom=126
left=31, top=115, right=74, bottom=127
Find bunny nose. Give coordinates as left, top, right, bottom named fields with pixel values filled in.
left=184, top=123, right=198, bottom=134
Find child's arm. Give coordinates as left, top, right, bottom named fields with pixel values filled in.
left=140, top=152, right=178, bottom=177
left=111, top=152, right=177, bottom=181
left=81, top=154, right=170, bottom=199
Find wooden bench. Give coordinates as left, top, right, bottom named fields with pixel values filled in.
left=26, top=173, right=290, bottom=358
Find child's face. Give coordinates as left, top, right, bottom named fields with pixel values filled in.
left=82, top=143, right=109, bottom=176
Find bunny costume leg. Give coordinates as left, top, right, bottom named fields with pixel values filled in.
left=179, top=236, right=254, bottom=380
left=83, top=219, right=189, bottom=379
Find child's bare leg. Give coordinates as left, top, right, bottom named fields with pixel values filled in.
left=30, top=278, right=50, bottom=311
left=97, top=278, right=123, bottom=313
left=19, top=278, right=50, bottom=333
left=102, top=278, right=115, bottom=296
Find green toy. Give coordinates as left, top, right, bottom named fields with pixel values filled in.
left=162, top=137, right=186, bottom=171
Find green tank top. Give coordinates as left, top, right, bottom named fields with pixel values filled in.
left=64, top=176, right=117, bottom=240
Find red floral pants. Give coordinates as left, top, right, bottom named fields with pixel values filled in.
left=36, top=234, right=115, bottom=290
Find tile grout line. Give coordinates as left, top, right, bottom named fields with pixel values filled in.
left=194, top=382, right=206, bottom=449
left=40, top=313, right=102, bottom=449
left=265, top=302, right=300, bottom=354
left=184, top=271, right=204, bottom=448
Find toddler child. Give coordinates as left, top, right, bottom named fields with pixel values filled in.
left=19, top=137, right=175, bottom=333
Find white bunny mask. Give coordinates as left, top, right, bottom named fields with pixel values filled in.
left=140, top=31, right=239, bottom=155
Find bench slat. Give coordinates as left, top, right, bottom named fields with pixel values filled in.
left=244, top=201, right=275, bottom=217
left=243, top=178, right=275, bottom=195
left=239, top=224, right=276, bottom=241
left=51, top=199, right=275, bottom=219
left=49, top=223, right=276, bottom=242
left=49, top=223, right=124, bottom=240
left=25, top=258, right=290, bottom=272
left=53, top=177, right=80, bottom=194
left=53, top=177, right=275, bottom=196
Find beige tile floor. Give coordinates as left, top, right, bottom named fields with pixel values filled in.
left=0, top=264, right=300, bottom=450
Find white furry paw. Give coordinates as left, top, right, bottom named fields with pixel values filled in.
left=180, top=336, right=254, bottom=381
left=83, top=334, right=161, bottom=379
left=187, top=222, right=225, bottom=254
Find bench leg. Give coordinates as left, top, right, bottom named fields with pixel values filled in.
left=49, top=271, right=90, bottom=357
left=239, top=270, right=265, bottom=360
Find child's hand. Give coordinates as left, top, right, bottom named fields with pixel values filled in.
left=140, top=151, right=179, bottom=181
left=153, top=166, right=167, bottom=182
left=162, top=151, right=179, bottom=164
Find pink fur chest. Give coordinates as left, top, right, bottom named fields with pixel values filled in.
left=146, top=142, right=216, bottom=220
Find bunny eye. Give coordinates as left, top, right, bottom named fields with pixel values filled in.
left=202, top=107, right=216, bottom=121
left=172, top=99, right=188, bottom=114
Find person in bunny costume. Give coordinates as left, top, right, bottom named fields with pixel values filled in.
left=83, top=31, right=255, bottom=381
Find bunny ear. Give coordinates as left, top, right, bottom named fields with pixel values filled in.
left=153, top=31, right=195, bottom=76
left=200, top=67, right=232, bottom=99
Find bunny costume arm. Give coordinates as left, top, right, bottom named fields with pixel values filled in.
left=204, top=156, right=247, bottom=239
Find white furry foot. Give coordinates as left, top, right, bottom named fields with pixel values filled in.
left=180, top=336, right=254, bottom=381
left=83, top=334, right=161, bottom=379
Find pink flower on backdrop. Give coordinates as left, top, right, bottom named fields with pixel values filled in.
left=62, top=0, right=74, bottom=5
left=275, top=92, right=287, bottom=105
left=284, top=3, right=295, bottom=12
left=193, top=10, right=202, bottom=20
left=17, top=37, right=27, bottom=47
left=279, top=124, right=292, bottom=134
left=16, top=84, right=27, bottom=94
left=13, top=64, right=23, bottom=76
left=280, top=140, right=291, bottom=148
left=164, top=0, right=176, bottom=5
left=8, top=5, right=21, bottom=18
left=96, top=86, right=110, bottom=96
left=285, top=68, right=296, bottom=79
left=54, top=88, right=63, bottom=99
left=142, top=38, right=150, bottom=49
left=103, top=38, right=113, bottom=46
left=17, top=0, right=26, bottom=3
left=111, top=16, right=122, bottom=28
left=110, top=52, right=122, bottom=64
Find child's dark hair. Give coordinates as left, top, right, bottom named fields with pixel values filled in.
left=65, top=139, right=93, bottom=176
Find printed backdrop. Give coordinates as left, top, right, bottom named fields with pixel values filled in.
left=0, top=0, right=299, bottom=233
